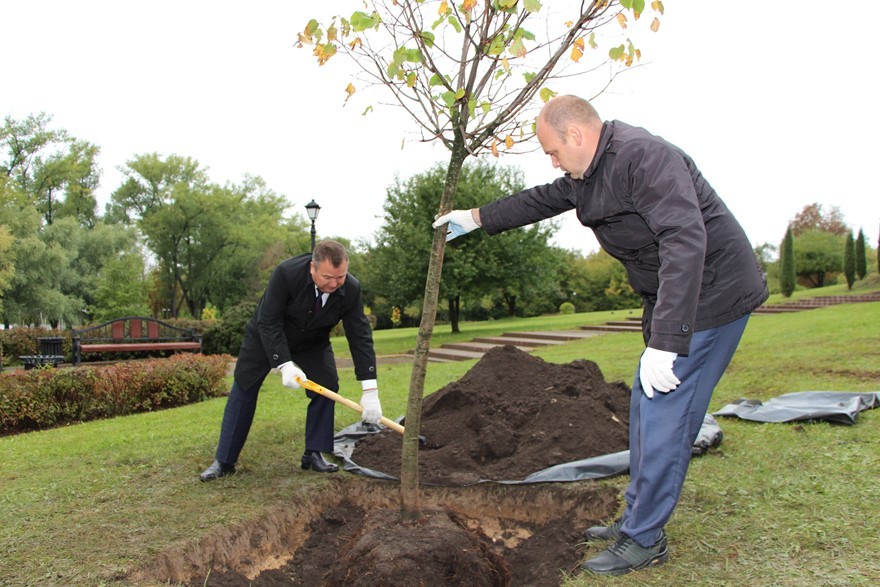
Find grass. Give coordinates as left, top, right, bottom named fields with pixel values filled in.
left=1, top=280, right=878, bottom=586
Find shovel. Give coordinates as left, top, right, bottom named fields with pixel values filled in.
left=296, top=377, right=406, bottom=435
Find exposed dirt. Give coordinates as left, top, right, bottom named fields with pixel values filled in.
left=148, top=346, right=630, bottom=587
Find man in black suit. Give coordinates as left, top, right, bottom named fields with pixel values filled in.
left=200, top=239, right=381, bottom=480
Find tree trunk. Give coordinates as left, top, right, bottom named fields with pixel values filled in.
left=504, top=292, right=516, bottom=316
left=399, top=137, right=468, bottom=522
left=449, top=295, right=460, bottom=333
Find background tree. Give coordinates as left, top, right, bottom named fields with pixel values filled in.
left=299, top=0, right=664, bottom=518
left=789, top=202, right=848, bottom=236
left=109, top=154, right=292, bottom=318
left=364, top=160, right=563, bottom=332
left=779, top=226, right=796, bottom=297
left=855, top=228, right=867, bottom=280
left=793, top=228, right=844, bottom=288
left=0, top=224, right=14, bottom=315
left=559, top=248, right=640, bottom=311
left=843, top=231, right=855, bottom=290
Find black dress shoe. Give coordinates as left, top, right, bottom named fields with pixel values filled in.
left=582, top=531, right=668, bottom=576
left=301, top=451, right=339, bottom=473
left=200, top=459, right=236, bottom=482
left=584, top=517, right=622, bottom=541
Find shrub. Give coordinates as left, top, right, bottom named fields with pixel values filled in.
left=0, top=328, right=71, bottom=366
left=201, top=301, right=257, bottom=356
left=0, top=354, right=231, bottom=435
left=559, top=302, right=576, bottom=315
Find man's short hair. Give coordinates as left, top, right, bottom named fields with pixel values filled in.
left=312, top=239, right=348, bottom=267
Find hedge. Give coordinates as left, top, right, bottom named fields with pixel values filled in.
left=0, top=353, right=232, bottom=435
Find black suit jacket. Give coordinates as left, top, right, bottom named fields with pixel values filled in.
left=233, top=253, right=377, bottom=390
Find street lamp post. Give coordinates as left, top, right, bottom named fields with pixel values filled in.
left=305, top=199, right=321, bottom=252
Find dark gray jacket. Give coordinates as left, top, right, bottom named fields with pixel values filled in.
left=233, top=253, right=377, bottom=390
left=480, top=120, right=768, bottom=355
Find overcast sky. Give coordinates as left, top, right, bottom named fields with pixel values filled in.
left=3, top=1, right=878, bottom=256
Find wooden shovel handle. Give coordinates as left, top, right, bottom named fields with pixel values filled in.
left=296, top=377, right=405, bottom=435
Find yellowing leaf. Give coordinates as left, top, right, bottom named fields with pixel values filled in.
left=505, top=135, right=514, bottom=149
left=539, top=87, right=557, bottom=103
left=491, top=139, right=499, bottom=157
left=439, top=0, right=449, bottom=15
left=327, top=25, right=338, bottom=42
left=462, top=0, right=477, bottom=13
left=344, top=83, right=356, bottom=101
left=349, top=37, right=362, bottom=50
left=501, top=56, right=510, bottom=73
left=570, top=37, right=584, bottom=62
left=406, top=72, right=417, bottom=88
left=616, top=13, right=628, bottom=29
left=652, top=0, right=665, bottom=15
left=650, top=17, right=660, bottom=32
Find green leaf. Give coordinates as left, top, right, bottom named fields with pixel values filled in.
left=361, top=105, right=374, bottom=116
left=405, top=48, right=423, bottom=63
left=418, top=30, right=435, bottom=48
left=429, top=73, right=445, bottom=87
left=523, top=0, right=542, bottom=12
left=441, top=91, right=456, bottom=107
left=350, top=11, right=380, bottom=32
left=609, top=45, right=625, bottom=60
left=454, top=88, right=466, bottom=100
left=619, top=0, right=633, bottom=9
left=468, top=99, right=476, bottom=117
left=539, top=87, right=557, bottom=102
left=633, top=0, right=646, bottom=13
left=523, top=72, right=537, bottom=83
left=481, top=101, right=491, bottom=114
left=305, top=19, right=319, bottom=35
left=448, top=15, right=462, bottom=33
left=487, top=36, right=505, bottom=56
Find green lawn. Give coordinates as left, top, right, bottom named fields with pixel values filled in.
left=1, top=282, right=878, bottom=586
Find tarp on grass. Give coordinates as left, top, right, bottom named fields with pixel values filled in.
left=713, top=391, right=880, bottom=425
left=332, top=413, right=723, bottom=486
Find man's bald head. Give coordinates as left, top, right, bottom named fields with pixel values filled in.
left=538, top=95, right=603, bottom=139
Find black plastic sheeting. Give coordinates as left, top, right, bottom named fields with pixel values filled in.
left=713, top=391, right=880, bottom=425
left=332, top=413, right=723, bottom=486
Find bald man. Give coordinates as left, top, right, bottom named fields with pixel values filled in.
left=434, top=95, right=768, bottom=576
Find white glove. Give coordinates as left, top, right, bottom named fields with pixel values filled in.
left=278, top=361, right=306, bottom=390
left=360, top=388, right=383, bottom=425
left=432, top=209, right=479, bottom=242
left=638, top=347, right=680, bottom=399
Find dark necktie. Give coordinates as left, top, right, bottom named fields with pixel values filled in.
left=314, top=290, right=323, bottom=314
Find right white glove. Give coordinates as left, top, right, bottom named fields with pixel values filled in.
left=278, top=361, right=306, bottom=389
left=432, top=209, right=479, bottom=242
left=638, top=347, right=680, bottom=399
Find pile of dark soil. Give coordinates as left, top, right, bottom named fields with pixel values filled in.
left=353, top=345, right=631, bottom=484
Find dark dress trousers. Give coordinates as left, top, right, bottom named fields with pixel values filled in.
left=215, top=253, right=376, bottom=463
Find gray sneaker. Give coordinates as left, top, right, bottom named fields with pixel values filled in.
left=582, top=531, right=669, bottom=576
left=584, top=518, right=622, bottom=542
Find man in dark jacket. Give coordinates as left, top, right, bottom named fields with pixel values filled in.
left=433, top=95, right=768, bottom=575
left=200, top=239, right=381, bottom=480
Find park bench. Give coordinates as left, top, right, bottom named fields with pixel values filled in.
left=71, top=316, right=202, bottom=366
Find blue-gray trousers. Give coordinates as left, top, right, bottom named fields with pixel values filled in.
left=620, top=314, right=750, bottom=547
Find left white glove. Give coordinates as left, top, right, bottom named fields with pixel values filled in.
left=360, top=388, right=383, bottom=425
left=638, top=347, right=680, bottom=399
left=432, top=209, right=479, bottom=242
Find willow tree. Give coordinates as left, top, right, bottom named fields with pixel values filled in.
left=298, top=0, right=664, bottom=519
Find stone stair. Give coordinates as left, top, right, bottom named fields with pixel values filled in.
left=422, top=329, right=602, bottom=363
left=413, top=292, right=880, bottom=363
